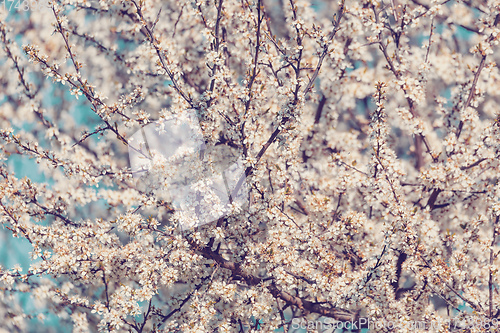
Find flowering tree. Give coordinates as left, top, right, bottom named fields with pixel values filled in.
left=1, top=0, right=500, bottom=331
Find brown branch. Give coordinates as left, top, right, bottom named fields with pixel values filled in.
left=420, top=255, right=483, bottom=313
left=303, top=0, right=345, bottom=95
left=426, top=188, right=442, bottom=210
left=156, top=277, right=209, bottom=330
left=208, top=0, right=224, bottom=98
left=267, top=282, right=358, bottom=321
left=391, top=251, right=408, bottom=299
left=189, top=240, right=357, bottom=321
left=131, top=0, right=194, bottom=107
left=490, top=216, right=499, bottom=318
left=460, top=158, right=487, bottom=170
left=455, top=54, right=486, bottom=140
left=456, top=14, right=500, bottom=140
left=243, top=0, right=263, bottom=115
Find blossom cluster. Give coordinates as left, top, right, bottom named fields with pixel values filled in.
left=1, top=0, right=500, bottom=332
